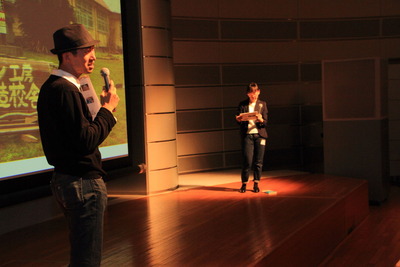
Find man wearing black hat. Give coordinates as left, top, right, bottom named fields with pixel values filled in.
left=37, top=24, right=119, bottom=267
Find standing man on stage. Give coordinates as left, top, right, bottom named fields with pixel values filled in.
left=37, top=24, right=119, bottom=266
left=235, top=82, right=268, bottom=193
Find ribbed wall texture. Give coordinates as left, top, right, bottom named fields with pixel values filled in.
left=141, top=0, right=179, bottom=192
left=171, top=0, right=400, bottom=174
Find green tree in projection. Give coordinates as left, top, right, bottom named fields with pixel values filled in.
left=16, top=0, right=75, bottom=53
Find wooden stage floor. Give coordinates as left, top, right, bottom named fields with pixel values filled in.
left=0, top=171, right=369, bottom=267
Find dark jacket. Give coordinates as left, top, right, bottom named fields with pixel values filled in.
left=37, top=75, right=116, bottom=179
left=237, top=99, right=268, bottom=139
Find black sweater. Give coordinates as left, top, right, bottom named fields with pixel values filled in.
left=37, top=75, right=116, bottom=179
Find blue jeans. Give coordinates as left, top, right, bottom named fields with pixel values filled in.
left=241, top=134, right=266, bottom=183
left=51, top=172, right=107, bottom=267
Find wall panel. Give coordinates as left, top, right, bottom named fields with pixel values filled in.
left=299, top=40, right=382, bottom=61
left=146, top=114, right=177, bottom=142
left=171, top=0, right=219, bottom=17
left=145, top=86, right=176, bottom=113
left=223, top=86, right=246, bottom=107
left=389, top=121, right=400, bottom=140
left=174, top=41, right=300, bottom=64
left=389, top=65, right=400, bottom=80
left=141, top=0, right=171, bottom=27
left=388, top=101, right=400, bottom=120
left=268, top=106, right=300, bottom=125
left=172, top=19, right=219, bottom=39
left=298, top=0, right=381, bottom=18
left=219, top=42, right=299, bottom=63
left=263, top=84, right=300, bottom=106
left=173, top=42, right=220, bottom=64
left=178, top=154, right=224, bottom=173
left=142, top=28, right=172, bottom=56
left=300, top=20, right=379, bottom=39
left=301, top=64, right=321, bottom=82
left=148, top=167, right=179, bottom=192
left=301, top=123, right=323, bottom=147
left=218, top=0, right=298, bottom=19
left=391, top=164, right=400, bottom=176
left=299, top=83, right=322, bottom=105
left=176, top=87, right=223, bottom=110
left=225, top=151, right=242, bottom=167
left=301, top=105, right=322, bottom=124
left=147, top=141, right=177, bottom=171
left=221, top=21, right=297, bottom=39
left=222, top=65, right=298, bottom=84
left=323, top=59, right=380, bottom=120
left=224, top=130, right=241, bottom=151
left=174, top=66, right=220, bottom=85
left=381, top=0, right=400, bottom=16
left=382, top=18, right=400, bottom=36
left=177, top=132, right=224, bottom=155
left=390, top=140, right=400, bottom=161
left=177, top=110, right=222, bottom=132
left=223, top=108, right=238, bottom=129
left=383, top=39, right=400, bottom=58
left=143, top=57, right=174, bottom=85
left=265, top=149, right=302, bottom=169
left=267, top=125, right=301, bottom=150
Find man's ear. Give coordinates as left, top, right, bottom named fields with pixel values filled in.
left=63, top=51, right=73, bottom=63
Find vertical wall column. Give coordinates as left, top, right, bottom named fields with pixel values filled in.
left=141, top=0, right=178, bottom=193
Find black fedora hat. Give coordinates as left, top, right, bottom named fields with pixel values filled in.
left=51, top=24, right=99, bottom=54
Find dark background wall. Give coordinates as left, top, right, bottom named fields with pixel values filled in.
left=171, top=0, right=400, bottom=176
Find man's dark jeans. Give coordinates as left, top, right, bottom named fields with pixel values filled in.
left=51, top=172, right=107, bottom=267
left=241, top=134, right=266, bottom=183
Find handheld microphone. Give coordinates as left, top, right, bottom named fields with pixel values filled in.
left=100, top=67, right=116, bottom=112
left=100, top=67, right=110, bottom=92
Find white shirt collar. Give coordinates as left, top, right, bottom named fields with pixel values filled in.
left=51, top=69, right=81, bottom=90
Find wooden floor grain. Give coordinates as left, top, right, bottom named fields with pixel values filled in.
left=0, top=172, right=395, bottom=267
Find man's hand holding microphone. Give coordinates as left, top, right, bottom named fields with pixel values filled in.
left=100, top=67, right=119, bottom=113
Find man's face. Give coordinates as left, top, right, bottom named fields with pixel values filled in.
left=247, top=89, right=260, bottom=103
left=67, top=46, right=96, bottom=76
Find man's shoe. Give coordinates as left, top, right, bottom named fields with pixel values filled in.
left=239, top=184, right=247, bottom=193
left=253, top=183, right=260, bottom=193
